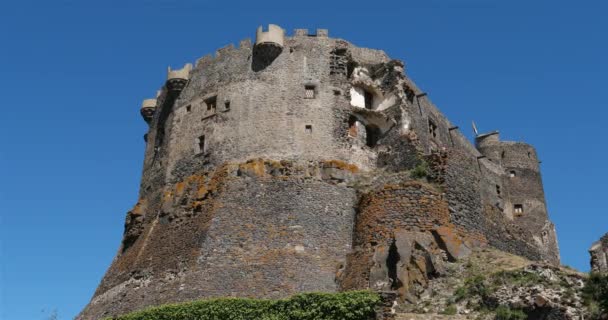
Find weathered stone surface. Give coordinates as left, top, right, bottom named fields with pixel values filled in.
left=78, top=25, right=560, bottom=319
left=398, top=249, right=589, bottom=320
left=590, top=233, right=608, bottom=273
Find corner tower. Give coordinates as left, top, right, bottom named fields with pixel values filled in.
left=252, top=24, right=285, bottom=71
left=476, top=131, right=559, bottom=262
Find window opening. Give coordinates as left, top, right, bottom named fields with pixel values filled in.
left=197, top=135, right=205, bottom=154
left=428, top=119, right=438, bottom=138
left=305, top=85, right=315, bottom=99
left=364, top=90, right=373, bottom=109
left=205, top=96, right=217, bottom=111
left=514, top=204, right=524, bottom=215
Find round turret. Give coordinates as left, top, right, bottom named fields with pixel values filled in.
left=140, top=98, right=157, bottom=124
left=166, top=63, right=192, bottom=92
left=252, top=24, right=285, bottom=71
left=475, top=131, right=501, bottom=161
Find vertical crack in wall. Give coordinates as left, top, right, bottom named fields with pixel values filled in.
left=387, top=239, right=403, bottom=291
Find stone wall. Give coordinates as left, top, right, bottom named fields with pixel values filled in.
left=339, top=181, right=486, bottom=301
left=590, top=233, right=608, bottom=273
left=80, top=160, right=359, bottom=319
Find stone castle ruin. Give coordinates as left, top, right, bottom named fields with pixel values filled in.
left=590, top=233, right=608, bottom=273
left=78, top=25, right=560, bottom=319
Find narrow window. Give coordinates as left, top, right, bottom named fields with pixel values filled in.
left=224, top=100, right=230, bottom=111
left=428, top=119, right=438, bottom=138
left=541, top=231, right=549, bottom=244
left=496, top=185, right=501, bottom=196
left=305, top=85, right=315, bottom=99
left=366, top=125, right=381, bottom=147
left=197, top=135, right=205, bottom=154
left=205, top=96, right=217, bottom=111
left=514, top=204, right=523, bottom=215
left=186, top=105, right=192, bottom=113
left=364, top=90, right=373, bottom=109
left=305, top=125, right=312, bottom=133
left=501, top=151, right=505, bottom=159
left=527, top=151, right=531, bottom=158
left=509, top=170, right=516, bottom=178
left=348, top=116, right=358, bottom=137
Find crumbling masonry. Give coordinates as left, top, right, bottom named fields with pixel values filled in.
left=590, top=233, right=608, bottom=273
left=78, top=25, right=560, bottom=319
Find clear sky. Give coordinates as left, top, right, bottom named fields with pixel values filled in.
left=1, top=1, right=607, bottom=319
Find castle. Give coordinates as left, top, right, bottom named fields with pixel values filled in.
left=78, top=25, right=560, bottom=319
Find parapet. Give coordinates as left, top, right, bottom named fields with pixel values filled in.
left=475, top=131, right=500, bottom=149
left=166, top=63, right=192, bottom=92
left=140, top=98, right=157, bottom=124
left=293, top=28, right=329, bottom=37
left=255, top=24, right=284, bottom=47
left=167, top=63, right=193, bottom=81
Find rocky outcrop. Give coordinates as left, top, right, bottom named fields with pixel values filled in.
left=590, top=233, right=608, bottom=273
left=396, top=248, right=591, bottom=320
left=338, top=181, right=486, bottom=303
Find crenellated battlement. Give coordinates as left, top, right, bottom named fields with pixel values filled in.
left=255, top=24, right=285, bottom=46
left=167, top=63, right=192, bottom=81
left=140, top=98, right=157, bottom=124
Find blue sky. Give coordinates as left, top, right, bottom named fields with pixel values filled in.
left=1, top=1, right=606, bottom=319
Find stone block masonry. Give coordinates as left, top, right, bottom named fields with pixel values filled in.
left=77, top=25, right=560, bottom=319
left=590, top=233, right=608, bottom=273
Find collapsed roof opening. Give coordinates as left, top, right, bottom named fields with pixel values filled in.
left=350, top=86, right=378, bottom=110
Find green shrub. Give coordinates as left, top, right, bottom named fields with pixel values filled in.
left=441, top=304, right=457, bottom=315
left=583, top=272, right=608, bottom=312
left=411, top=161, right=429, bottom=179
left=491, top=270, right=544, bottom=287
left=452, top=275, right=491, bottom=303
left=494, top=306, right=526, bottom=320
left=109, top=291, right=381, bottom=320
left=452, top=286, right=468, bottom=302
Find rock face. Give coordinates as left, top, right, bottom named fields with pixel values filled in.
left=78, top=25, right=560, bottom=319
left=398, top=249, right=590, bottom=320
left=590, top=233, right=608, bottom=273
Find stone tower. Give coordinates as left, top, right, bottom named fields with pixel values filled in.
left=78, top=25, right=560, bottom=319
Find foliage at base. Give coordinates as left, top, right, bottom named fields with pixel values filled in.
left=583, top=272, right=608, bottom=314
left=494, top=306, right=526, bottom=320
left=108, top=291, right=380, bottom=320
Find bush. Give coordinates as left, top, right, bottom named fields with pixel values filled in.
left=494, top=306, right=526, bottom=320
left=411, top=161, right=429, bottom=179
left=109, top=291, right=381, bottom=320
left=441, top=304, right=457, bottom=315
left=452, top=275, right=492, bottom=304
left=491, top=270, right=544, bottom=287
left=583, top=272, right=608, bottom=312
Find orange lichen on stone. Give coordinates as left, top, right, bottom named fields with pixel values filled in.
left=239, top=158, right=267, bottom=177
left=130, top=198, right=147, bottom=216
left=175, top=181, right=186, bottom=197
left=322, top=160, right=359, bottom=173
